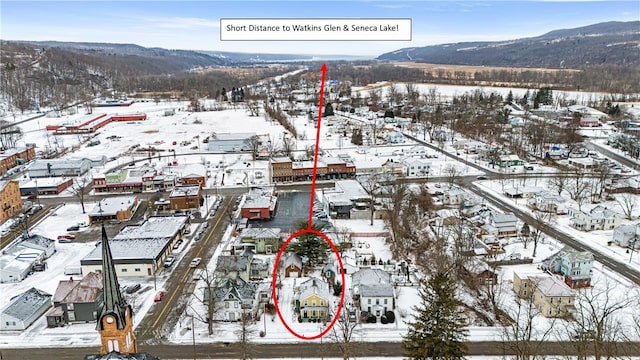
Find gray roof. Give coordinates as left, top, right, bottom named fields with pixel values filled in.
left=217, top=255, right=250, bottom=272
left=493, top=213, right=518, bottom=225
left=358, top=283, right=394, bottom=297
left=29, top=158, right=91, bottom=170
left=211, top=277, right=256, bottom=302
left=1, top=287, right=51, bottom=321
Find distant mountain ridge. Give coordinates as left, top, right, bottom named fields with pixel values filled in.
left=377, top=21, right=640, bottom=68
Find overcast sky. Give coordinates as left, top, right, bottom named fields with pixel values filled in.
left=1, top=1, right=638, bottom=56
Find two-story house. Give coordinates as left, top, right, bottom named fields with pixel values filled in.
left=534, top=191, right=565, bottom=214
left=568, top=205, right=621, bottom=231
left=215, top=248, right=269, bottom=282
left=541, top=247, right=594, bottom=288
left=46, top=271, right=102, bottom=327
left=206, top=277, right=257, bottom=322
left=401, top=157, right=431, bottom=177
left=612, top=224, right=640, bottom=249
left=492, top=212, right=518, bottom=238
left=234, top=227, right=281, bottom=254
left=351, top=268, right=394, bottom=320
left=513, top=272, right=575, bottom=318
left=296, top=277, right=331, bottom=323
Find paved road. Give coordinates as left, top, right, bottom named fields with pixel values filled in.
left=469, top=183, right=640, bottom=286
left=136, top=195, right=235, bottom=341
left=2, top=340, right=640, bottom=359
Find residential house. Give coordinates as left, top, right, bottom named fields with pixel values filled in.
left=401, top=157, right=431, bottom=177
left=0, top=287, right=52, bottom=330
left=28, top=159, right=92, bottom=178
left=568, top=205, right=621, bottom=231
left=442, top=188, right=467, bottom=206
left=492, top=213, right=518, bottom=238
left=612, top=224, right=640, bottom=249
left=513, top=272, right=575, bottom=318
left=240, top=186, right=277, bottom=220
left=46, top=272, right=102, bottom=326
left=0, top=180, right=22, bottom=224
left=462, top=259, right=497, bottom=286
left=495, top=154, right=524, bottom=168
left=296, top=277, right=331, bottom=323
left=236, top=227, right=281, bottom=254
left=87, top=196, right=139, bottom=224
left=169, top=186, right=202, bottom=211
left=384, top=131, right=405, bottom=144
left=381, top=159, right=405, bottom=177
left=534, top=191, right=565, bottom=214
left=351, top=268, right=394, bottom=319
left=541, top=248, right=594, bottom=288
left=215, top=248, right=269, bottom=282
left=282, top=252, right=302, bottom=278
left=206, top=277, right=257, bottom=321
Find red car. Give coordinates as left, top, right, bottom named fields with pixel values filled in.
left=153, top=290, right=166, bottom=302
left=58, top=234, right=76, bottom=241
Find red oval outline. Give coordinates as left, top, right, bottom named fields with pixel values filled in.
left=271, top=228, right=346, bottom=340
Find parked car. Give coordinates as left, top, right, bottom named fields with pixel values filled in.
left=125, top=283, right=141, bottom=294
left=172, top=239, right=184, bottom=250
left=66, top=225, right=80, bottom=232
left=189, top=257, right=202, bottom=268
left=57, top=234, right=76, bottom=241
left=153, top=290, right=166, bottom=302
left=163, top=255, right=176, bottom=268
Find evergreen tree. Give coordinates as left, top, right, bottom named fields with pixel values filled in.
left=324, top=102, right=334, bottom=117
left=402, top=270, right=468, bottom=360
left=506, top=90, right=514, bottom=104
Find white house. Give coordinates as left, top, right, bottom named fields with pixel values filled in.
left=351, top=268, right=394, bottom=319
left=568, top=205, right=621, bottom=231
left=0, top=287, right=52, bottom=331
left=384, top=131, right=405, bottom=144
left=534, top=191, right=565, bottom=213
left=492, top=212, right=519, bottom=238
left=401, top=157, right=431, bottom=177
left=612, top=224, right=640, bottom=249
left=443, top=188, right=467, bottom=206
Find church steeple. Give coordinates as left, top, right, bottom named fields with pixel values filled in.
left=96, top=225, right=137, bottom=355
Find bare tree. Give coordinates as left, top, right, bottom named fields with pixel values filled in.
left=235, top=311, right=257, bottom=360
left=190, top=267, right=220, bottom=336
left=565, top=278, right=638, bottom=360
left=358, top=174, right=380, bottom=226
left=0, top=123, right=23, bottom=150
left=246, top=100, right=261, bottom=117
left=72, top=177, right=91, bottom=214
left=244, top=135, right=260, bottom=162
left=443, top=164, right=462, bottom=188
left=616, top=193, right=638, bottom=220
left=329, top=304, right=361, bottom=360
left=502, top=282, right=555, bottom=360
left=332, top=226, right=353, bottom=255
left=282, top=135, right=295, bottom=158
left=566, top=168, right=591, bottom=210
left=547, top=174, right=570, bottom=197
left=530, top=210, right=551, bottom=258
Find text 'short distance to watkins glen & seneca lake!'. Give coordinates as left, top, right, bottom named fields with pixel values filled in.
left=225, top=23, right=400, bottom=32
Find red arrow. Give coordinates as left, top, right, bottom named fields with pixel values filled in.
left=308, top=64, right=328, bottom=229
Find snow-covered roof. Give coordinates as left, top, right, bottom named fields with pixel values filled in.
left=0, top=287, right=51, bottom=321
left=298, top=277, right=331, bottom=301
left=536, top=276, right=575, bottom=297
left=170, top=185, right=200, bottom=197
left=352, top=268, right=392, bottom=286
left=82, top=238, right=171, bottom=262
left=113, top=215, right=187, bottom=240
left=240, top=227, right=281, bottom=239
left=29, top=158, right=90, bottom=170
left=212, top=132, right=256, bottom=141
left=88, top=196, right=137, bottom=216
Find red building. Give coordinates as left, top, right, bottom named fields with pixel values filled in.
left=0, top=144, right=36, bottom=177
left=240, top=186, right=277, bottom=220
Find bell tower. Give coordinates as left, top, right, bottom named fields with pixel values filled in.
left=96, top=225, right=137, bottom=355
